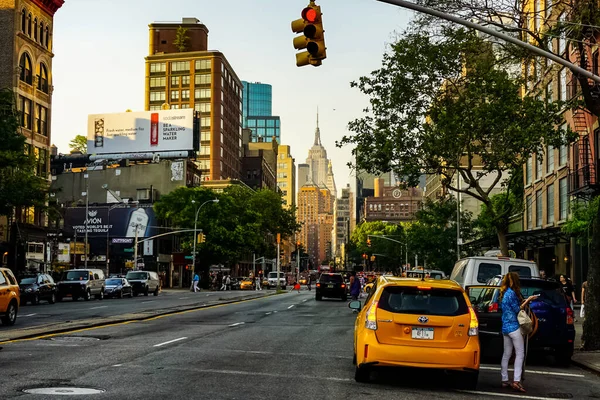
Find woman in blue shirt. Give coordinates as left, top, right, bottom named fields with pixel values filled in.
left=500, top=272, right=536, bottom=393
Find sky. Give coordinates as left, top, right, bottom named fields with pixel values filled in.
left=51, top=0, right=412, bottom=190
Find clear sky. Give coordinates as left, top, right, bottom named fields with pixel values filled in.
left=51, top=0, right=411, bottom=190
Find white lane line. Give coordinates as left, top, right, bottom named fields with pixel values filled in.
left=228, top=349, right=351, bottom=360
left=88, top=306, right=108, bottom=310
left=229, top=322, right=245, bottom=327
left=23, top=313, right=37, bottom=317
left=141, top=301, right=155, bottom=304
left=153, top=337, right=188, bottom=347
left=480, top=366, right=585, bottom=378
left=459, top=390, right=563, bottom=400
left=302, top=299, right=308, bottom=303
left=288, top=305, right=295, bottom=309
left=273, top=311, right=278, bottom=313
left=112, top=364, right=123, bottom=367
left=193, top=368, right=352, bottom=382
left=265, top=312, right=272, bottom=315
left=179, top=297, right=190, bottom=300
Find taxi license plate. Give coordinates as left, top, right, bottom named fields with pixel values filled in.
left=327, top=284, right=334, bottom=288
left=412, top=327, right=434, bottom=340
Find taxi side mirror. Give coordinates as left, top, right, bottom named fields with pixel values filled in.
left=348, top=300, right=362, bottom=311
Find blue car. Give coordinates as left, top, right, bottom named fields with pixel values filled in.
left=467, top=278, right=575, bottom=365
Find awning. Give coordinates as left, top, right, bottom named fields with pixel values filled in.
left=464, top=227, right=569, bottom=252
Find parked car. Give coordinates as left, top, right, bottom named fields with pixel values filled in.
left=19, top=273, right=57, bottom=305
left=0, top=267, right=20, bottom=326
left=316, top=273, right=347, bottom=301
left=239, top=277, right=255, bottom=290
left=350, top=276, right=479, bottom=387
left=57, top=269, right=106, bottom=301
left=451, top=256, right=539, bottom=288
left=467, top=278, right=575, bottom=365
left=104, top=278, right=133, bottom=299
left=267, top=271, right=286, bottom=290
left=125, top=271, right=160, bottom=296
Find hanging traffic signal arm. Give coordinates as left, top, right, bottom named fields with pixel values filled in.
left=291, top=1, right=326, bottom=67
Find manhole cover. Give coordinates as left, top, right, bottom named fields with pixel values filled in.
left=49, top=337, right=100, bottom=342
left=23, top=387, right=105, bottom=395
left=547, top=394, right=573, bottom=399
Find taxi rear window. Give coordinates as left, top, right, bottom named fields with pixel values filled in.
left=379, top=287, right=469, bottom=316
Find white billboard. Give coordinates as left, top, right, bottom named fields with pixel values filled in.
left=87, top=109, right=194, bottom=154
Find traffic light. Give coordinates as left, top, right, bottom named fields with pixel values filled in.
left=291, top=1, right=326, bottom=67
left=197, top=233, right=206, bottom=243
left=367, top=238, right=372, bottom=248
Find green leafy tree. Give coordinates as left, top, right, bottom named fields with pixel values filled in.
left=350, top=221, right=405, bottom=271
left=173, top=26, right=189, bottom=52
left=338, top=27, right=573, bottom=257
left=562, top=198, right=600, bottom=245
left=68, top=135, right=87, bottom=153
left=0, top=89, right=47, bottom=219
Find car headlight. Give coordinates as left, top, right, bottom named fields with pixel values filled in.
left=117, top=286, right=122, bottom=289
left=25, top=288, right=33, bottom=293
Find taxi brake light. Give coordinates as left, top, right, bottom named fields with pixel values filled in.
left=365, top=301, right=378, bottom=330
left=566, top=306, right=574, bottom=325
left=341, top=284, right=346, bottom=288
left=417, top=286, right=431, bottom=290
left=468, top=306, right=479, bottom=336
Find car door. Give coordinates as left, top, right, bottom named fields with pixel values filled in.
left=37, top=274, right=47, bottom=299
left=0, top=270, right=9, bottom=312
left=466, top=285, right=503, bottom=358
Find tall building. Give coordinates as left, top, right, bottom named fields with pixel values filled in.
left=305, top=114, right=331, bottom=187
left=297, top=163, right=310, bottom=189
left=241, top=139, right=278, bottom=191
left=355, top=169, right=393, bottom=222
left=277, top=145, right=296, bottom=208
left=144, top=18, right=243, bottom=181
left=335, top=184, right=355, bottom=264
left=297, top=183, right=333, bottom=267
left=242, top=81, right=281, bottom=143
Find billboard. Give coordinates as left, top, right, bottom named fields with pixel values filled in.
left=63, top=205, right=158, bottom=239
left=87, top=109, right=194, bottom=154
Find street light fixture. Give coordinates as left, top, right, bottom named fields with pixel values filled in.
left=191, top=199, right=219, bottom=281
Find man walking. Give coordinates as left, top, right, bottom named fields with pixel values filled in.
left=192, top=273, right=200, bottom=293
left=255, top=275, right=262, bottom=291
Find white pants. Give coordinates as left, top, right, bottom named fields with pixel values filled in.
left=580, top=304, right=585, bottom=318
left=255, top=280, right=261, bottom=290
left=220, top=283, right=226, bottom=291
left=501, top=329, right=525, bottom=382
left=193, top=281, right=199, bottom=292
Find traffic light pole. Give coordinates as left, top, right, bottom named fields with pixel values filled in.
left=374, top=0, right=600, bottom=84
left=276, top=241, right=281, bottom=291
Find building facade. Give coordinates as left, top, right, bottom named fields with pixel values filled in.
left=144, top=18, right=243, bottom=181
left=242, top=81, right=281, bottom=143
left=241, top=140, right=278, bottom=191
left=364, top=180, right=424, bottom=223
left=335, top=184, right=355, bottom=266
left=277, top=145, right=296, bottom=208
left=297, top=183, right=334, bottom=267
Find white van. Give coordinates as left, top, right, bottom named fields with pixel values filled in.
left=267, top=271, right=286, bottom=289
left=450, top=256, right=539, bottom=288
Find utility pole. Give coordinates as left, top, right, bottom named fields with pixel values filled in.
left=457, top=175, right=461, bottom=260
left=276, top=233, right=281, bottom=291
left=84, top=174, right=89, bottom=269
left=133, top=226, right=139, bottom=271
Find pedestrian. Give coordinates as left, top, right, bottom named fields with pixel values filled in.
left=255, top=275, right=262, bottom=291
left=559, top=275, right=577, bottom=311
left=539, top=270, right=547, bottom=280
left=581, top=280, right=588, bottom=319
left=349, top=271, right=361, bottom=301
left=220, top=275, right=227, bottom=291
left=225, top=274, right=231, bottom=290
left=306, top=275, right=311, bottom=291
left=191, top=273, right=200, bottom=293
left=500, top=272, right=537, bottom=393
left=293, top=281, right=301, bottom=293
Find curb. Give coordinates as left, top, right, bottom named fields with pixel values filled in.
left=0, top=292, right=282, bottom=344
left=571, top=353, right=600, bottom=376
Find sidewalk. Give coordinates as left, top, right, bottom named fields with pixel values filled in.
left=571, top=306, right=600, bottom=374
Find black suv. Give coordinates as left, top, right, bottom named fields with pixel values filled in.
left=468, top=278, right=575, bottom=365
left=19, top=273, right=57, bottom=305
left=316, top=273, right=347, bottom=301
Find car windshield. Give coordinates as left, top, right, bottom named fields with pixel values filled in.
left=521, top=282, right=567, bottom=306
left=379, top=286, right=469, bottom=316
left=62, top=271, right=90, bottom=281
left=126, top=272, right=147, bottom=280
left=319, top=274, right=343, bottom=283
left=20, top=278, right=36, bottom=284
left=106, top=279, right=122, bottom=285
left=268, top=272, right=283, bottom=279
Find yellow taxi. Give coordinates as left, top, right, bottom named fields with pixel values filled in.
left=239, top=277, right=255, bottom=290
left=299, top=277, right=308, bottom=285
left=349, top=276, right=480, bottom=387
left=363, top=282, right=374, bottom=294
left=0, top=267, right=20, bottom=326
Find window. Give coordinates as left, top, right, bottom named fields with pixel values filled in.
left=200, top=132, right=210, bottom=141
left=547, top=39, right=553, bottom=66
left=37, top=148, right=47, bottom=176
left=200, top=117, right=210, bottom=128
left=170, top=104, right=180, bottom=109
left=44, top=26, right=49, bottom=48
left=171, top=76, right=180, bottom=86
left=150, top=62, right=166, bottom=73
left=546, top=80, right=553, bottom=101
left=171, top=61, right=190, bottom=72
left=27, top=13, right=32, bottom=36
left=194, top=102, right=210, bottom=113
left=559, top=177, right=568, bottom=220
left=39, top=22, right=44, bottom=44
left=536, top=154, right=543, bottom=179
left=19, top=53, right=33, bottom=85
left=195, top=88, right=211, bottom=99
left=508, top=265, right=532, bottom=279
left=526, top=157, right=532, bottom=185
left=149, top=91, right=165, bottom=102
left=199, top=146, right=210, bottom=155
left=35, top=104, right=47, bottom=136
left=19, top=96, right=32, bottom=129
left=195, top=74, right=210, bottom=85
left=181, top=75, right=190, bottom=86
left=181, top=90, right=190, bottom=100
left=149, top=77, right=165, bottom=88
left=149, top=105, right=161, bottom=111
left=547, top=183, right=555, bottom=223
left=546, top=145, right=554, bottom=172
left=558, top=13, right=566, bottom=54
left=477, top=263, right=502, bottom=283
left=535, top=0, right=541, bottom=31
left=33, top=18, right=38, bottom=41
left=536, top=189, right=542, bottom=227
left=545, top=0, right=552, bottom=17
left=170, top=90, right=179, bottom=100
left=195, top=59, right=211, bottom=70
left=21, top=9, right=26, bottom=32
left=38, top=63, right=48, bottom=93
left=526, top=194, right=533, bottom=229
left=559, top=68, right=567, bottom=102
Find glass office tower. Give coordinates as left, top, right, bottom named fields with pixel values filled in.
left=242, top=81, right=281, bottom=143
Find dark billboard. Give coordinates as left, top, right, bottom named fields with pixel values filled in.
left=63, top=205, right=158, bottom=239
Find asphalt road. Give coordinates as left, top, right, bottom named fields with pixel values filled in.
left=1, top=291, right=599, bottom=399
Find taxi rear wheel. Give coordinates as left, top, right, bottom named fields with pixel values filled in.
left=354, top=365, right=370, bottom=383
left=1, top=301, right=18, bottom=326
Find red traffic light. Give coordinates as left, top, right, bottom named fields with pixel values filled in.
left=302, top=7, right=317, bottom=22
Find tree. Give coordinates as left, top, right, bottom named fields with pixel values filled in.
left=0, top=89, right=47, bottom=218
left=338, top=27, right=573, bottom=256
left=68, top=135, right=87, bottom=153
left=408, top=197, right=475, bottom=273
left=350, top=221, right=405, bottom=271
left=173, top=26, right=189, bottom=52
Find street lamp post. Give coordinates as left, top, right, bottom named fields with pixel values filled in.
left=84, top=173, right=89, bottom=269
left=191, top=199, right=219, bottom=281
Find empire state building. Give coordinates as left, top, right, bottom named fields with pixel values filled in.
left=305, top=114, right=336, bottom=196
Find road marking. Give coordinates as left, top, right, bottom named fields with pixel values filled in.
left=179, top=297, right=190, bottom=300
left=153, top=337, right=187, bottom=347
left=273, top=310, right=278, bottom=313
left=302, top=299, right=308, bottom=302
left=480, top=366, right=585, bottom=378
left=192, top=368, right=352, bottom=382
left=23, top=313, right=37, bottom=317
left=88, top=306, right=108, bottom=310
left=287, top=305, right=295, bottom=309
left=229, top=322, right=245, bottom=327
left=265, top=312, right=272, bottom=315
left=459, top=390, right=565, bottom=400
left=112, top=364, right=122, bottom=367
left=141, top=301, right=155, bottom=304
left=228, top=349, right=351, bottom=360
